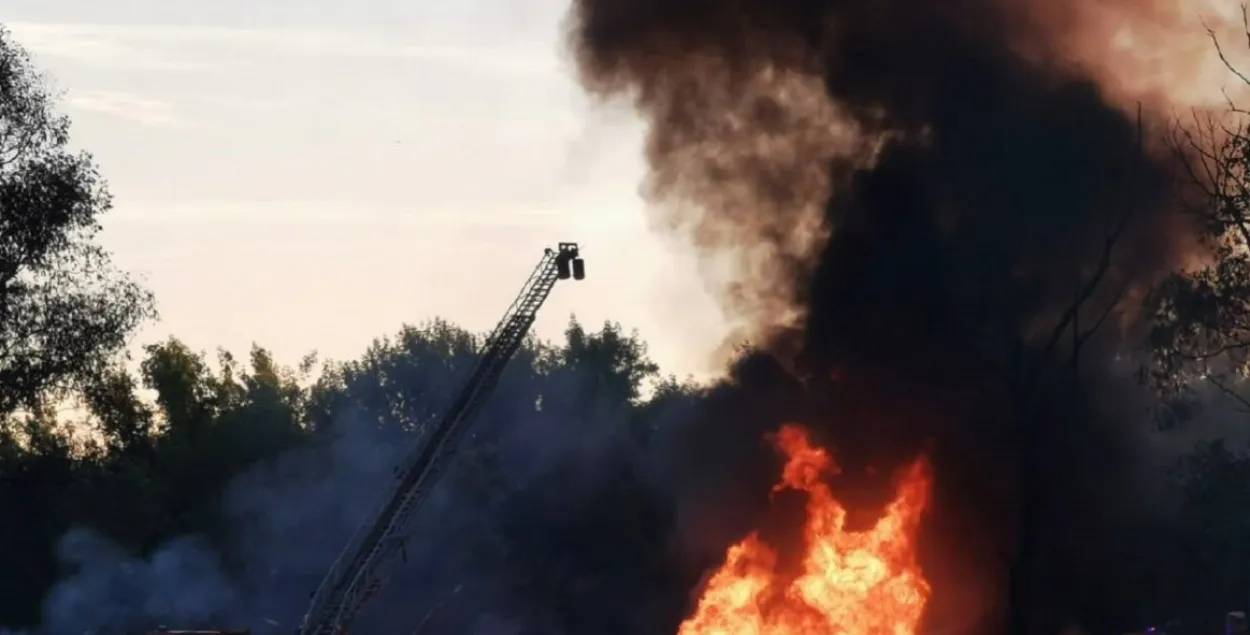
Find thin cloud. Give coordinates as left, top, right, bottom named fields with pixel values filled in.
left=65, top=89, right=187, bottom=127
left=6, top=22, right=558, bottom=76
left=104, top=201, right=596, bottom=230
left=6, top=23, right=205, bottom=71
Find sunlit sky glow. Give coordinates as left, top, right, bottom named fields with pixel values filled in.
left=2, top=0, right=729, bottom=379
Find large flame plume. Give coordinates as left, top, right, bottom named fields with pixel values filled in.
left=678, top=424, right=932, bottom=635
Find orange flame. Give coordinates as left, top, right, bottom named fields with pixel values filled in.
left=678, top=424, right=933, bottom=635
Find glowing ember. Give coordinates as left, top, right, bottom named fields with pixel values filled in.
left=678, top=424, right=933, bottom=635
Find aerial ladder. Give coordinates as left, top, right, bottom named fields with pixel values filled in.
left=296, top=242, right=586, bottom=635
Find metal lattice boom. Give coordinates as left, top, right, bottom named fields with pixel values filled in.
left=298, top=243, right=584, bottom=635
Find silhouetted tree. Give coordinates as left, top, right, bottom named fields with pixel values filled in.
left=1134, top=9, right=1250, bottom=628
left=0, top=26, right=154, bottom=417
left=1145, top=9, right=1250, bottom=409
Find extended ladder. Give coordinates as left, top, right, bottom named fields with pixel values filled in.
left=299, top=243, right=585, bottom=635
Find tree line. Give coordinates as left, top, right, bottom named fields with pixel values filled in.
left=0, top=316, right=695, bottom=632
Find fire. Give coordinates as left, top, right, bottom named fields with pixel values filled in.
left=678, top=424, right=933, bottom=635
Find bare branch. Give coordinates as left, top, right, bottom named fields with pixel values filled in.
left=1207, top=372, right=1250, bottom=413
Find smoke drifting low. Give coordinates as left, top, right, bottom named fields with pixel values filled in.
left=7, top=362, right=677, bottom=635
left=567, top=0, right=1223, bottom=633
left=12, top=421, right=416, bottom=635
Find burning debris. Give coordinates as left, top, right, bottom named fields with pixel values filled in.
left=678, top=424, right=931, bottom=635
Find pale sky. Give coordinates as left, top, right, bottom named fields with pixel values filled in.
left=1, top=0, right=729, bottom=379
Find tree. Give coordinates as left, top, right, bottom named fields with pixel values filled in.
left=0, top=26, right=154, bottom=416
left=556, top=318, right=660, bottom=405
left=1131, top=9, right=1250, bottom=628
left=307, top=319, right=480, bottom=434
left=1169, top=440, right=1250, bottom=624
left=1141, top=7, right=1250, bottom=408
left=952, top=104, right=1148, bottom=635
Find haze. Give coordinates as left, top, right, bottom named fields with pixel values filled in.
left=1, top=0, right=727, bottom=378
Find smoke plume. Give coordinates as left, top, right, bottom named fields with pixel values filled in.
left=566, top=1, right=1230, bottom=634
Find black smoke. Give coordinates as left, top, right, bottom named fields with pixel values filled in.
left=567, top=1, right=1205, bottom=634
